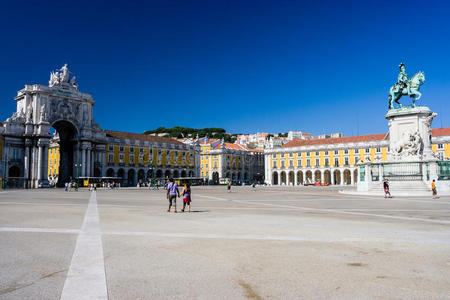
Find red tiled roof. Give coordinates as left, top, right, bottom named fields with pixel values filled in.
left=104, top=130, right=183, bottom=145
left=200, top=138, right=217, bottom=145
left=280, top=127, right=450, bottom=149
left=432, top=128, right=450, bottom=136
left=281, top=133, right=388, bottom=148
left=214, top=142, right=249, bottom=151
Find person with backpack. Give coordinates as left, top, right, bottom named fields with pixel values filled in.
left=181, top=183, right=192, bottom=212
left=166, top=178, right=180, bottom=213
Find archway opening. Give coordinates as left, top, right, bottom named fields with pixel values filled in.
left=306, top=170, right=312, bottom=184
left=106, top=168, right=115, bottom=177
left=155, top=169, right=162, bottom=179
left=314, top=170, right=322, bottom=183
left=8, top=166, right=20, bottom=188
left=288, top=171, right=294, bottom=186
left=297, top=171, right=303, bottom=185
left=281, top=171, right=286, bottom=185
left=137, top=169, right=145, bottom=184
left=324, top=170, right=331, bottom=184
left=343, top=169, right=351, bottom=185
left=128, top=169, right=135, bottom=186
left=212, top=172, right=219, bottom=184
left=272, top=171, right=278, bottom=185
left=51, top=120, right=78, bottom=187
left=353, top=169, right=358, bottom=184
left=334, top=170, right=341, bottom=185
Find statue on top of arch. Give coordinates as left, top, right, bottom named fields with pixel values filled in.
left=49, top=64, right=78, bottom=90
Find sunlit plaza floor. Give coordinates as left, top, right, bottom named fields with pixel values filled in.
left=0, top=185, right=449, bottom=299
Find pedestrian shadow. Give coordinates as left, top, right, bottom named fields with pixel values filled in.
left=182, top=210, right=210, bottom=213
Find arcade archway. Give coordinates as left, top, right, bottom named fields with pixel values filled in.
left=51, top=120, right=78, bottom=187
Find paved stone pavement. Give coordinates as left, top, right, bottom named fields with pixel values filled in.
left=0, top=186, right=449, bottom=299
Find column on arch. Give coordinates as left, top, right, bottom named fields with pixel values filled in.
left=81, top=145, right=86, bottom=177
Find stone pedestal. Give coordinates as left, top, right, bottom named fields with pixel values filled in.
left=386, top=106, right=437, bottom=160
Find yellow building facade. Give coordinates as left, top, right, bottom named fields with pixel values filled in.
left=199, top=138, right=265, bottom=184
left=103, top=130, right=199, bottom=186
left=48, top=140, right=60, bottom=178
left=265, top=129, right=450, bottom=186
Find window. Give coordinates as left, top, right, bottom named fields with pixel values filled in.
left=119, top=146, right=124, bottom=152
left=325, top=158, right=329, bottom=166
left=345, top=157, right=349, bottom=166
left=344, top=149, right=348, bottom=154
left=108, top=154, right=113, bottom=162
left=316, top=159, right=319, bottom=166
left=438, top=144, right=443, bottom=149
left=365, top=148, right=370, bottom=153
left=139, top=148, right=144, bottom=153
left=334, top=150, right=338, bottom=155
left=289, top=160, right=293, bottom=167
left=130, top=148, right=134, bottom=153
left=376, top=148, right=381, bottom=153
left=13, top=149, right=20, bottom=160
left=315, top=151, right=319, bottom=155
left=272, top=160, right=276, bottom=168
left=307, top=159, right=311, bottom=167
left=335, top=158, right=339, bottom=166
left=108, top=146, right=113, bottom=151
left=119, top=153, right=124, bottom=162
left=325, top=151, right=328, bottom=155
left=130, top=155, right=135, bottom=164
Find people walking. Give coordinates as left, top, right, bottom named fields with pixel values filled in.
left=181, top=183, right=192, bottom=212
left=65, top=182, right=69, bottom=192
left=227, top=180, right=231, bottom=193
left=432, top=179, right=437, bottom=198
left=383, top=179, right=391, bottom=198
left=166, top=178, right=180, bottom=213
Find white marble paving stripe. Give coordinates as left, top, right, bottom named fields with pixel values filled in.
left=0, top=227, right=80, bottom=234
left=60, top=191, right=108, bottom=300
left=0, top=201, right=84, bottom=206
left=196, top=195, right=450, bottom=225
left=102, top=230, right=450, bottom=244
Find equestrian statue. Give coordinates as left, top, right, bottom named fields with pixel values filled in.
left=388, top=62, right=425, bottom=109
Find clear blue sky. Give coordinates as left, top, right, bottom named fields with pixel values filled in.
left=1, top=0, right=449, bottom=136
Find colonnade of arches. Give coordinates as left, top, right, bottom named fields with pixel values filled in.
left=105, top=168, right=194, bottom=186
left=271, top=168, right=358, bottom=186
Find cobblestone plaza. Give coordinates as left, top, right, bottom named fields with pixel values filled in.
left=0, top=186, right=449, bottom=299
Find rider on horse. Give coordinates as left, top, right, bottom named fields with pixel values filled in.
left=394, top=62, right=409, bottom=94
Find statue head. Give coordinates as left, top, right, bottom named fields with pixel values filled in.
left=399, top=62, right=406, bottom=72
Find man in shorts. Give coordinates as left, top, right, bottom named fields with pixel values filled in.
left=166, top=178, right=180, bottom=213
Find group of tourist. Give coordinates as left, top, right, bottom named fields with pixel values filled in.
left=166, top=178, right=192, bottom=213
left=64, top=182, right=78, bottom=191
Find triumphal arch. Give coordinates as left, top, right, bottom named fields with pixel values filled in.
left=2, top=65, right=106, bottom=187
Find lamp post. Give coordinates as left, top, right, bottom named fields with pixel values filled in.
left=2, top=159, right=6, bottom=189
left=75, top=163, right=82, bottom=187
